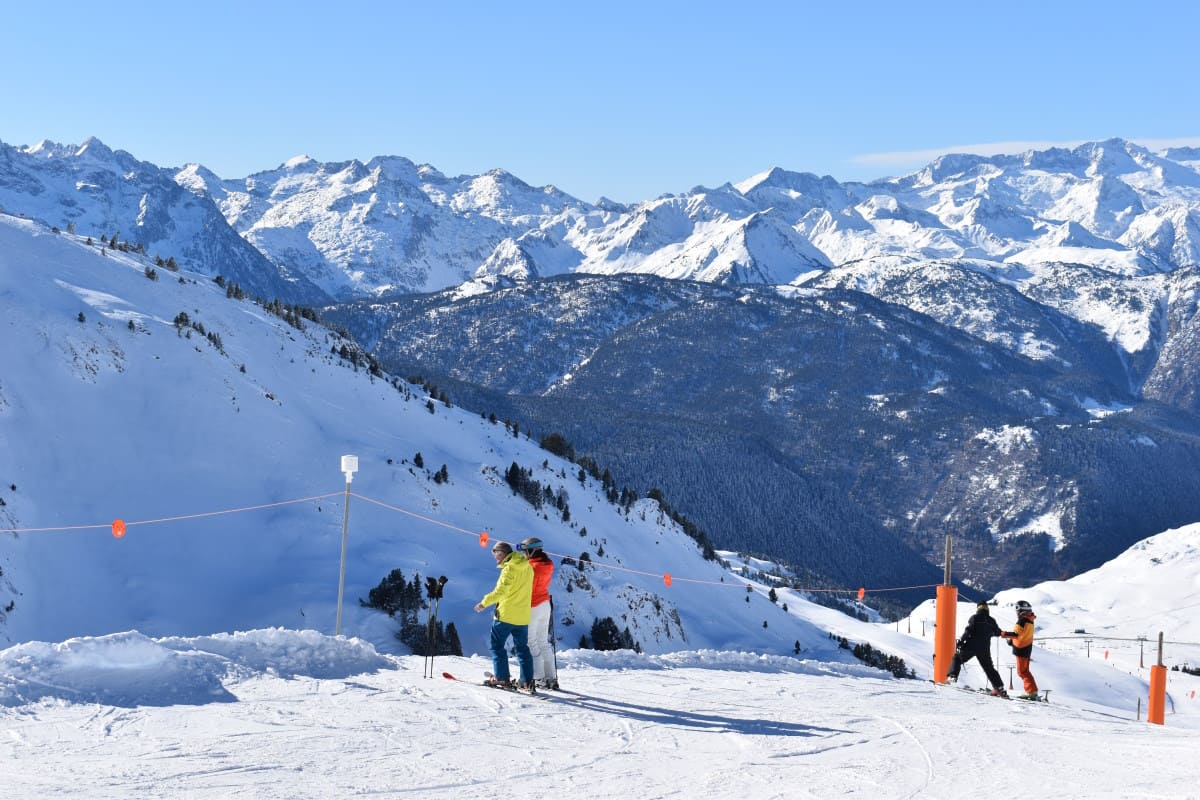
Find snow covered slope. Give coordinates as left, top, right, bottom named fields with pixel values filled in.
left=0, top=212, right=831, bottom=658
left=1, top=527, right=1198, bottom=798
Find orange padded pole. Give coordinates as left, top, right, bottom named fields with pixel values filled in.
left=1148, top=665, right=1166, bottom=724
left=934, top=584, right=958, bottom=683
left=1148, top=632, right=1167, bottom=725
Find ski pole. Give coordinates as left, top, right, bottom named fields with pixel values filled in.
left=423, top=576, right=448, bottom=678
left=424, top=601, right=437, bottom=678
left=423, top=576, right=438, bottom=678
left=429, top=595, right=442, bottom=678
left=549, top=594, right=558, bottom=677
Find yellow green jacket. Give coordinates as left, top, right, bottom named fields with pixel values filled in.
left=480, top=552, right=534, bottom=625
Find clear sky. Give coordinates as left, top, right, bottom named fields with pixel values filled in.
left=4, top=0, right=1199, bottom=203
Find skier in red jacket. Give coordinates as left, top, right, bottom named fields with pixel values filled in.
left=520, top=537, right=559, bottom=690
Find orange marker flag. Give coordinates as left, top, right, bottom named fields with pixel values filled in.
left=111, top=519, right=126, bottom=539
left=478, top=531, right=490, bottom=547
left=857, top=587, right=866, bottom=601
left=663, top=573, right=672, bottom=587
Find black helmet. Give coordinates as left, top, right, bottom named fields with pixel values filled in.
left=976, top=602, right=990, bottom=613
left=1015, top=600, right=1033, bottom=613
left=518, top=537, right=543, bottom=552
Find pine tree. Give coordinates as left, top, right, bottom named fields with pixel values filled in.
left=588, top=617, right=622, bottom=650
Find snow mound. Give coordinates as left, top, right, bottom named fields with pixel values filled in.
left=0, top=628, right=391, bottom=707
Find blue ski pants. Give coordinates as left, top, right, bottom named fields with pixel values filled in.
left=489, top=619, right=533, bottom=683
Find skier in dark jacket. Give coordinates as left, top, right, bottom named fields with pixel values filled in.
left=947, top=602, right=1008, bottom=696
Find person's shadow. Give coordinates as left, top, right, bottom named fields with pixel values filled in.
left=544, top=688, right=848, bottom=737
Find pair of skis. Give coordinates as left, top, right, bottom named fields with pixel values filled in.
left=442, top=671, right=541, bottom=695
left=964, top=686, right=1051, bottom=703
left=936, top=681, right=1051, bottom=703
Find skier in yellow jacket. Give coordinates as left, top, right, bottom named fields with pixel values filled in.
left=474, top=540, right=535, bottom=690
left=1001, top=600, right=1039, bottom=699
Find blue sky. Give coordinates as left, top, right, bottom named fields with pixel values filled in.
left=4, top=0, right=1199, bottom=203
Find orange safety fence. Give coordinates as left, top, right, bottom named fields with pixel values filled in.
left=0, top=486, right=943, bottom=596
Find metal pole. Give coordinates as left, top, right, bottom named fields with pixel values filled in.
left=943, top=536, right=952, bottom=585
left=335, top=455, right=358, bottom=636
left=335, top=479, right=352, bottom=636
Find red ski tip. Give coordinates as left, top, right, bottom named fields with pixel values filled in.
left=442, top=672, right=458, bottom=680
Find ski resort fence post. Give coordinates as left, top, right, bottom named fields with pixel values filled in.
left=335, top=454, right=358, bottom=636
left=1148, top=632, right=1167, bottom=725
left=933, top=536, right=957, bottom=683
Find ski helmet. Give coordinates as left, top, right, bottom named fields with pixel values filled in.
left=520, top=537, right=544, bottom=552
left=491, top=541, right=513, bottom=556
left=976, top=602, right=990, bottom=613
left=1015, top=600, right=1033, bottom=613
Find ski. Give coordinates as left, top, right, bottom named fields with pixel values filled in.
left=442, top=671, right=539, bottom=696
left=933, top=680, right=1049, bottom=703
left=484, top=671, right=538, bottom=695
left=933, top=681, right=1010, bottom=699
left=1014, top=690, right=1051, bottom=703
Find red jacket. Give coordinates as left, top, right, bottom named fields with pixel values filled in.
left=528, top=551, right=554, bottom=607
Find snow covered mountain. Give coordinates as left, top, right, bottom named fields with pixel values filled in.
left=322, top=268, right=1200, bottom=595
left=5, top=135, right=1199, bottom=374
left=6, top=132, right=1200, bottom=602
left=173, top=137, right=1200, bottom=404
left=0, top=138, right=327, bottom=304
left=4, top=194, right=1199, bottom=798
left=0, top=211, right=828, bottom=657
left=174, top=156, right=608, bottom=299
left=187, top=137, right=1200, bottom=301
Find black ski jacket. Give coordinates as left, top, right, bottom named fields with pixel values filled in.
left=957, top=611, right=1002, bottom=655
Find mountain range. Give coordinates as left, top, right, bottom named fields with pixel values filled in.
left=3, top=134, right=1200, bottom=598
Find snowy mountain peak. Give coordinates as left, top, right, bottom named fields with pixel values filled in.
left=174, top=162, right=225, bottom=193
left=74, top=136, right=115, bottom=160
left=20, top=139, right=75, bottom=159
left=282, top=154, right=317, bottom=170
left=734, top=166, right=839, bottom=196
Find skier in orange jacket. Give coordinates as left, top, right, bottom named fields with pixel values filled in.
left=1001, top=600, right=1039, bottom=699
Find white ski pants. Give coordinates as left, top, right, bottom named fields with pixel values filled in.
left=528, top=600, right=556, bottom=681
